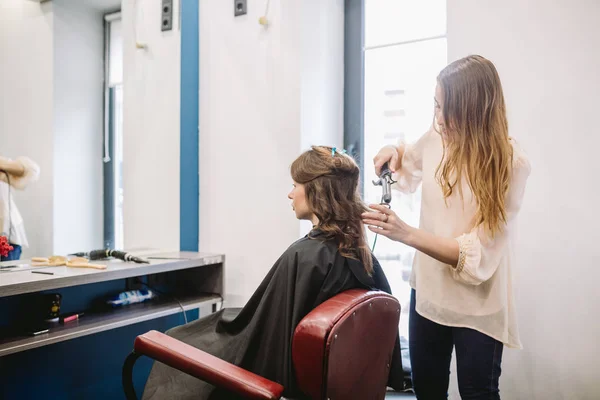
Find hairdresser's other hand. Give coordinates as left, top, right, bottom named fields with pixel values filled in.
left=362, top=204, right=415, bottom=245
left=373, top=145, right=402, bottom=176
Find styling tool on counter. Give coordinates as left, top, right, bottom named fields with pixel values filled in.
left=70, top=249, right=149, bottom=264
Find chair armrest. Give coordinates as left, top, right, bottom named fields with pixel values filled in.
left=134, top=330, right=284, bottom=400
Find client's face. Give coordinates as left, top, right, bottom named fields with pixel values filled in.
left=288, top=182, right=312, bottom=220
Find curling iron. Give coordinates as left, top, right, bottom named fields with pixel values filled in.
left=370, top=162, right=397, bottom=253
left=372, top=162, right=396, bottom=204
left=70, top=249, right=149, bottom=264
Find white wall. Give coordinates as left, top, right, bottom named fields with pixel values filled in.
left=300, top=0, right=345, bottom=150
left=53, top=0, right=104, bottom=255
left=448, top=0, right=600, bottom=398
left=198, top=0, right=345, bottom=306
left=299, top=0, right=345, bottom=235
left=122, top=0, right=181, bottom=251
left=0, top=0, right=54, bottom=258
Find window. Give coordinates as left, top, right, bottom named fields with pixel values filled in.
left=346, top=0, right=447, bottom=348
left=103, top=12, right=124, bottom=250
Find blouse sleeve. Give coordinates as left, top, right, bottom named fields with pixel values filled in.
left=391, top=128, right=433, bottom=194
left=452, top=143, right=531, bottom=285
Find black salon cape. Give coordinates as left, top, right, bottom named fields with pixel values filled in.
left=142, top=231, right=404, bottom=399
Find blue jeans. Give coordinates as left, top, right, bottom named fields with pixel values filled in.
left=1, top=244, right=22, bottom=261
left=409, top=289, right=503, bottom=400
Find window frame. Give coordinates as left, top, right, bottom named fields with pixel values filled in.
left=343, top=0, right=366, bottom=192
left=103, top=11, right=122, bottom=249
left=343, top=0, right=447, bottom=190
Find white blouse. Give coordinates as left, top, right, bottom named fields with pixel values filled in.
left=0, top=156, right=40, bottom=247
left=392, top=129, right=531, bottom=349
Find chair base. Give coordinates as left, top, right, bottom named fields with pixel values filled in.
left=123, top=351, right=143, bottom=400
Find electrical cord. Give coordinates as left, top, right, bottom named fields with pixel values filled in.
left=259, top=0, right=271, bottom=25
left=370, top=194, right=390, bottom=253
left=135, top=278, right=188, bottom=324
left=371, top=231, right=379, bottom=253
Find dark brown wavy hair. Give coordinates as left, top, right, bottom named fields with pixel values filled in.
left=290, top=146, right=373, bottom=274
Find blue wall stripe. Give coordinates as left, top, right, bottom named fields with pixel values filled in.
left=180, top=0, right=200, bottom=251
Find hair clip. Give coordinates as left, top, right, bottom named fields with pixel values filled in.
left=331, top=147, right=347, bottom=157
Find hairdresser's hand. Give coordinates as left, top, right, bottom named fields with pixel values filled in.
left=373, top=145, right=402, bottom=176
left=362, top=204, right=416, bottom=245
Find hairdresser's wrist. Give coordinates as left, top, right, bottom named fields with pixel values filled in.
left=402, top=226, right=419, bottom=248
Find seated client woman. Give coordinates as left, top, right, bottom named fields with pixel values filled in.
left=142, top=146, right=403, bottom=399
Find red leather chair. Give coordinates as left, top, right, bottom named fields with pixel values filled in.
left=123, top=289, right=400, bottom=400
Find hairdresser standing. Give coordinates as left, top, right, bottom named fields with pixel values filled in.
left=362, top=55, right=530, bottom=400
left=0, top=156, right=40, bottom=261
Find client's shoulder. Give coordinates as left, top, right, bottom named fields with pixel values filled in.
left=282, top=234, right=337, bottom=264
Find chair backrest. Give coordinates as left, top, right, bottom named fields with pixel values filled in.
left=292, top=289, right=400, bottom=400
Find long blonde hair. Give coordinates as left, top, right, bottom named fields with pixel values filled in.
left=290, top=146, right=373, bottom=274
left=435, top=55, right=513, bottom=237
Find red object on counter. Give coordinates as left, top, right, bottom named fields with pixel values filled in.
left=60, top=313, right=84, bottom=324
left=0, top=236, right=13, bottom=257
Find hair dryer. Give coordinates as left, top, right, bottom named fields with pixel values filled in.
left=70, top=249, right=149, bottom=264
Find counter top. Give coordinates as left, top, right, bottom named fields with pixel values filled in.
left=0, top=250, right=225, bottom=298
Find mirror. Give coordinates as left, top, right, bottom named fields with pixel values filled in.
left=0, top=0, right=121, bottom=261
